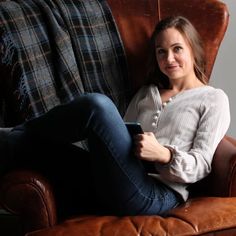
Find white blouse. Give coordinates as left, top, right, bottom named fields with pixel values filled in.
left=124, top=84, right=230, bottom=201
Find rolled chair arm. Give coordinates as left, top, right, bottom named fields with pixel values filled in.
left=190, top=137, right=236, bottom=197
left=0, top=169, right=57, bottom=234
left=212, top=136, right=236, bottom=196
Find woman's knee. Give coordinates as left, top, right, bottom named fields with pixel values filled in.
left=74, top=93, right=116, bottom=114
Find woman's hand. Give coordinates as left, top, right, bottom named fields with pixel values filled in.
left=133, top=132, right=172, bottom=164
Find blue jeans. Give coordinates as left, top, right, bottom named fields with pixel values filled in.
left=8, top=93, right=181, bottom=216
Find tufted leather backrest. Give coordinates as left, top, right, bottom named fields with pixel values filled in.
left=107, top=0, right=229, bottom=92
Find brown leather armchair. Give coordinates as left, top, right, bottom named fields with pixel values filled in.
left=1, top=0, right=236, bottom=235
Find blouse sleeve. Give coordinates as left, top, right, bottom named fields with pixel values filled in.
left=155, top=89, right=231, bottom=184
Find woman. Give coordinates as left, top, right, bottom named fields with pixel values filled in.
left=1, top=16, right=230, bottom=216
left=123, top=16, right=230, bottom=203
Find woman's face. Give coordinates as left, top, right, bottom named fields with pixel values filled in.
left=155, top=27, right=195, bottom=83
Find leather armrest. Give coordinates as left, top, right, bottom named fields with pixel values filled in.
left=211, top=136, right=236, bottom=196
left=0, top=169, right=57, bottom=233
left=190, top=137, right=236, bottom=197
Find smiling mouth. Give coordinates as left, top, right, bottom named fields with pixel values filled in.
left=166, top=65, right=179, bottom=71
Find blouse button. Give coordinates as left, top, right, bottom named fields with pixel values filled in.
left=152, top=122, right=156, bottom=127
left=162, top=102, right=167, bottom=107
left=153, top=115, right=158, bottom=120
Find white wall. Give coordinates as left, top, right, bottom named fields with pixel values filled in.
left=210, top=0, right=236, bottom=137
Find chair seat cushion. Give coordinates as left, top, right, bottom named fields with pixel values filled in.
left=26, top=197, right=236, bottom=236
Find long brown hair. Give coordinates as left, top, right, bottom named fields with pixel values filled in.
left=146, top=16, right=207, bottom=89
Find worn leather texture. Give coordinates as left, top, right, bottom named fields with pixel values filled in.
left=25, top=197, right=236, bottom=236
left=1, top=0, right=236, bottom=236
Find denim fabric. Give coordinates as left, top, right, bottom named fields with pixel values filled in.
left=8, top=93, right=181, bottom=216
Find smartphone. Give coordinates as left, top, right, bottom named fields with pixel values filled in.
left=125, top=122, right=154, bottom=172
left=125, top=122, right=144, bottom=135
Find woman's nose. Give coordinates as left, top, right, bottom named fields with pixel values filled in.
left=166, top=51, right=175, bottom=63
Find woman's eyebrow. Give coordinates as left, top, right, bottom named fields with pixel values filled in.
left=156, top=42, right=182, bottom=48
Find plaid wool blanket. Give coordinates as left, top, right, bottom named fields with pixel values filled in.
left=0, top=0, right=130, bottom=121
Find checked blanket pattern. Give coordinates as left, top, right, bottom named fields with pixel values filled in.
left=0, top=0, right=130, bottom=122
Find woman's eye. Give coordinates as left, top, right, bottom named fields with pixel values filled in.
left=157, top=49, right=166, bottom=55
left=174, top=46, right=182, bottom=52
